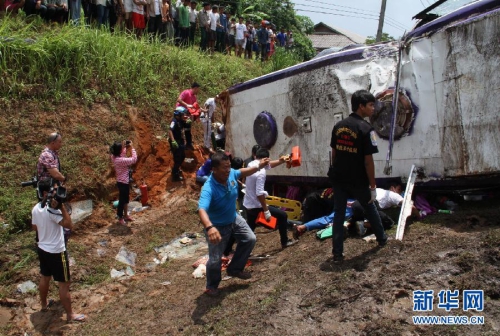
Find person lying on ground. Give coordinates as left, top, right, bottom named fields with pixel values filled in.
left=243, top=148, right=297, bottom=249
left=198, top=151, right=270, bottom=297
left=293, top=199, right=354, bottom=239
left=293, top=200, right=394, bottom=239
left=376, top=182, right=420, bottom=218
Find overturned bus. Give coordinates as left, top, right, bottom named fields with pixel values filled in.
left=221, top=0, right=500, bottom=191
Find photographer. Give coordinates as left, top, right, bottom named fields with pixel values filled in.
left=110, top=140, right=137, bottom=225
left=37, top=132, right=66, bottom=185
left=32, top=181, right=86, bottom=323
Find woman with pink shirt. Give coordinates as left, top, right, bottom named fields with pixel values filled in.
left=110, top=141, right=138, bottom=225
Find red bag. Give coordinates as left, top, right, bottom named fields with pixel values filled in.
left=188, top=102, right=201, bottom=121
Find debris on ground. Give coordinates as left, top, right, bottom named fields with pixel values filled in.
left=115, top=246, right=137, bottom=267
left=110, top=266, right=135, bottom=279
left=363, top=234, right=377, bottom=242
left=192, top=264, right=206, bottom=278
left=16, top=281, right=37, bottom=294
left=70, top=200, right=93, bottom=224
left=192, top=255, right=208, bottom=268
left=154, top=233, right=207, bottom=263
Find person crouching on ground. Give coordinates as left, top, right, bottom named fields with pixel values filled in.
left=244, top=148, right=296, bottom=249
left=198, top=151, right=270, bottom=296
left=168, top=106, right=188, bottom=181
left=110, top=140, right=138, bottom=225
left=32, top=181, right=86, bottom=323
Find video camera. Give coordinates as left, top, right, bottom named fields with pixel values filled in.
left=21, top=177, right=67, bottom=208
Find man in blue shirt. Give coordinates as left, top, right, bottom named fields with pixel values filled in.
left=276, top=28, right=286, bottom=47
left=215, top=6, right=226, bottom=53
left=198, top=151, right=269, bottom=296
left=256, top=20, right=269, bottom=62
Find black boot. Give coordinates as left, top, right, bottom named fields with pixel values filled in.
left=172, top=174, right=184, bottom=182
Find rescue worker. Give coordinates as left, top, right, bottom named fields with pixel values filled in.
left=328, top=89, right=388, bottom=263
left=168, top=106, right=188, bottom=181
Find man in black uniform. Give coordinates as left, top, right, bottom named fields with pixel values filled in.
left=328, top=90, right=387, bottom=263
left=168, top=107, right=188, bottom=182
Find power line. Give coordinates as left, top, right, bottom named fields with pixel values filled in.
left=295, top=6, right=406, bottom=31
left=298, top=0, right=409, bottom=29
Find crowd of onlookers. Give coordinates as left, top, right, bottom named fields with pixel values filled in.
left=2, top=0, right=295, bottom=61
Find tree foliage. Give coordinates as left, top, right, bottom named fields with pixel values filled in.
left=240, top=0, right=315, bottom=61
left=365, top=32, right=395, bottom=45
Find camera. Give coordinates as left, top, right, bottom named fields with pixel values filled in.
left=47, top=185, right=67, bottom=208
left=125, top=140, right=131, bottom=146
left=21, top=176, right=38, bottom=188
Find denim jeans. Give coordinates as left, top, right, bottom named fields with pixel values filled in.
left=69, top=0, right=81, bottom=23
left=96, top=4, right=108, bottom=26
left=332, top=184, right=387, bottom=256
left=305, top=213, right=335, bottom=231
left=206, top=214, right=256, bottom=290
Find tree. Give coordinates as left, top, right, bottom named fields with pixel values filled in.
left=296, top=15, right=314, bottom=35
left=365, top=32, right=395, bottom=45
left=240, top=0, right=315, bottom=61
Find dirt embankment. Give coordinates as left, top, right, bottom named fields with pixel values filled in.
left=1, top=106, right=499, bottom=336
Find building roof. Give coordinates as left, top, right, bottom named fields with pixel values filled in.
left=307, top=34, right=358, bottom=50
left=311, top=22, right=366, bottom=44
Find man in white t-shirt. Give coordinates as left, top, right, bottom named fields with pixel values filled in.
left=243, top=148, right=296, bottom=249
left=376, top=183, right=403, bottom=209
left=376, top=183, right=421, bottom=218
left=213, top=122, right=226, bottom=149
left=201, top=96, right=218, bottom=150
left=234, top=16, right=247, bottom=57
left=207, top=5, right=218, bottom=54
left=32, top=182, right=86, bottom=323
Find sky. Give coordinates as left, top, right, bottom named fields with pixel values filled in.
left=291, top=0, right=433, bottom=39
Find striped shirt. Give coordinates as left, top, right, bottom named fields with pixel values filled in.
left=111, top=148, right=137, bottom=184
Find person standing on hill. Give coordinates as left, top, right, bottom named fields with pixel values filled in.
left=328, top=89, right=387, bottom=264
left=32, top=181, right=86, bottom=323
left=38, top=132, right=66, bottom=185
left=197, top=2, right=210, bottom=51
left=188, top=0, right=198, bottom=45
left=234, top=16, right=247, bottom=57
left=177, top=0, right=190, bottom=46
left=147, top=0, right=163, bottom=38
left=176, top=82, right=200, bottom=150
left=110, top=140, right=138, bottom=225
left=215, top=5, right=226, bottom=53
left=168, top=107, right=188, bottom=181
left=201, top=95, right=218, bottom=150
left=198, top=151, right=270, bottom=296
left=256, top=20, right=269, bottom=62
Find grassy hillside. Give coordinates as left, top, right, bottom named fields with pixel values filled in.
left=0, top=15, right=287, bottom=233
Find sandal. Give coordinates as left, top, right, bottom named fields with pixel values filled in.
left=67, top=314, right=86, bottom=323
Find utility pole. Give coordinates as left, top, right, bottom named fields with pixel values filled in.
left=376, top=0, right=387, bottom=42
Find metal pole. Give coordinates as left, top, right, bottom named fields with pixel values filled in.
left=376, top=0, right=387, bottom=42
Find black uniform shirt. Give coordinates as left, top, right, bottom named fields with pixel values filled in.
left=170, top=118, right=186, bottom=145
left=330, top=113, right=378, bottom=187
